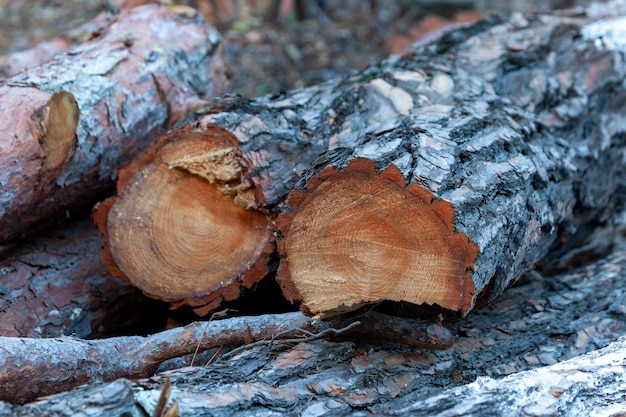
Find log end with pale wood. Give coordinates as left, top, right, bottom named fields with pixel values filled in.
left=276, top=157, right=479, bottom=318
left=93, top=126, right=275, bottom=315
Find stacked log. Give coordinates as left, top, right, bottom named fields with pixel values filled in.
left=0, top=1, right=229, bottom=345
left=0, top=3, right=229, bottom=244
left=2, top=3, right=626, bottom=411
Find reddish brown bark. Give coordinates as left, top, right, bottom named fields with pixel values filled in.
left=0, top=218, right=145, bottom=338
left=0, top=311, right=450, bottom=403
left=0, top=0, right=160, bottom=78
left=0, top=4, right=230, bottom=244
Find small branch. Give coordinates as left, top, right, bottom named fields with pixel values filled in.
left=0, top=311, right=450, bottom=404
left=220, top=320, right=363, bottom=360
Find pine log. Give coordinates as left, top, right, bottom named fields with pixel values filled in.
left=92, top=125, right=276, bottom=314
left=276, top=15, right=626, bottom=316
left=0, top=311, right=449, bottom=403
left=3, top=248, right=626, bottom=414
left=0, top=0, right=158, bottom=78
left=0, top=4, right=229, bottom=244
left=96, top=12, right=626, bottom=316
left=10, top=339, right=625, bottom=417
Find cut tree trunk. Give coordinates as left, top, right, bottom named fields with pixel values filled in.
left=0, top=3, right=229, bottom=245
left=96, top=12, right=626, bottom=316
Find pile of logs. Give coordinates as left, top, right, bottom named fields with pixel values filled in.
left=2, top=0, right=626, bottom=412
left=94, top=9, right=626, bottom=320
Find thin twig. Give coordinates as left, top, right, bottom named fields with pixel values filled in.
left=190, top=309, right=234, bottom=367
left=0, top=311, right=450, bottom=403
left=220, top=320, right=362, bottom=360
left=205, top=345, right=223, bottom=366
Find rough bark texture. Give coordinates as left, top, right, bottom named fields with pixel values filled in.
left=276, top=14, right=626, bottom=317
left=0, top=3, right=229, bottom=244
left=99, top=11, right=626, bottom=316
left=2, top=248, right=625, bottom=415
left=0, top=311, right=449, bottom=403
left=0, top=217, right=144, bottom=338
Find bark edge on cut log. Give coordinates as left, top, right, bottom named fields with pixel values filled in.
left=93, top=125, right=275, bottom=315
left=276, top=155, right=478, bottom=318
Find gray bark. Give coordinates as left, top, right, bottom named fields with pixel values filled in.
left=2, top=248, right=625, bottom=415
left=183, top=12, right=626, bottom=314
left=0, top=310, right=448, bottom=403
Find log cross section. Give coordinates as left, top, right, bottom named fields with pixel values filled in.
left=97, top=13, right=626, bottom=318
left=277, top=158, right=477, bottom=317
left=94, top=127, right=274, bottom=315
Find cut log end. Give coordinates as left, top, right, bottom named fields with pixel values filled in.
left=277, top=158, right=478, bottom=318
left=94, top=127, right=274, bottom=315
left=36, top=91, right=79, bottom=177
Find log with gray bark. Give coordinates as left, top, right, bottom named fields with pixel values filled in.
left=0, top=311, right=450, bottom=403
left=2, top=248, right=626, bottom=415
left=95, top=12, right=626, bottom=317
left=0, top=3, right=229, bottom=244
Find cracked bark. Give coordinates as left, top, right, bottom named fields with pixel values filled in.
left=0, top=217, right=152, bottom=339
left=2, top=249, right=626, bottom=415
left=0, top=310, right=449, bottom=403
left=0, top=0, right=159, bottom=78
left=97, top=12, right=626, bottom=317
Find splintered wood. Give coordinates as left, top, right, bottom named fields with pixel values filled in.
left=36, top=92, right=79, bottom=180
left=277, top=158, right=477, bottom=317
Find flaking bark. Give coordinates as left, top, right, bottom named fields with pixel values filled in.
left=2, top=248, right=626, bottom=415
left=101, top=11, right=626, bottom=316
left=0, top=217, right=143, bottom=338
left=0, top=311, right=449, bottom=403
left=0, top=0, right=159, bottom=78
left=275, top=14, right=626, bottom=315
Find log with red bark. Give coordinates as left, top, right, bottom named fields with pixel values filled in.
left=0, top=3, right=229, bottom=244
left=0, top=217, right=158, bottom=338
left=95, top=13, right=626, bottom=317
left=0, top=311, right=449, bottom=403
left=0, top=0, right=159, bottom=78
